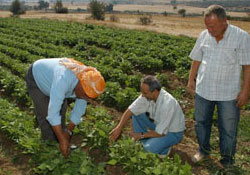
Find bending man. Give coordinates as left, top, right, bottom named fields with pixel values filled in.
left=25, top=58, right=105, bottom=157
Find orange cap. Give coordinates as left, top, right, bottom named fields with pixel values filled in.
left=60, top=58, right=105, bottom=99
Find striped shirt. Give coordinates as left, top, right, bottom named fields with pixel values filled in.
left=189, top=24, right=250, bottom=101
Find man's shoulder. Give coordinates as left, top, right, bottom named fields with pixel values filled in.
left=160, top=89, right=177, bottom=103
left=228, top=24, right=249, bottom=37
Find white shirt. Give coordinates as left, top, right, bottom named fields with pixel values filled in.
left=189, top=24, right=250, bottom=101
left=128, top=89, right=185, bottom=135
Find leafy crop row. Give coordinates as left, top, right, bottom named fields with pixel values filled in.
left=0, top=17, right=194, bottom=174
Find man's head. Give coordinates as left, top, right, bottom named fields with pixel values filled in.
left=60, top=58, right=105, bottom=99
left=141, top=75, right=161, bottom=101
left=204, top=5, right=228, bottom=39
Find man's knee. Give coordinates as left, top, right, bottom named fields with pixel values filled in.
left=143, top=142, right=161, bottom=154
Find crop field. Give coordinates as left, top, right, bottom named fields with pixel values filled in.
left=0, top=17, right=249, bottom=175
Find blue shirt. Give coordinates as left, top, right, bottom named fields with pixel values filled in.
left=32, top=58, right=87, bottom=126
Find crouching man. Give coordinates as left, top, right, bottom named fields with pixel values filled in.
left=109, top=75, right=185, bottom=157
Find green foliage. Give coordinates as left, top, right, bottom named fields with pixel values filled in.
left=54, top=0, right=68, bottom=13
left=38, top=0, right=49, bottom=10
left=125, top=74, right=143, bottom=91
left=115, top=87, right=139, bottom=111
left=178, top=9, right=186, bottom=17
left=109, top=137, right=192, bottom=175
left=10, top=0, right=25, bottom=15
left=78, top=106, right=116, bottom=152
left=156, top=73, right=169, bottom=88
left=99, top=81, right=121, bottom=107
left=88, top=0, right=105, bottom=20
left=139, top=15, right=152, bottom=25
left=0, top=18, right=201, bottom=174
left=105, top=3, right=113, bottom=12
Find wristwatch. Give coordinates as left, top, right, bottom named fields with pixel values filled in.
left=141, top=132, right=144, bottom=139
left=65, top=128, right=73, bottom=136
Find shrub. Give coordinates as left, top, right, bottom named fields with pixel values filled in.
left=38, top=0, right=49, bottom=10
left=54, top=0, right=68, bottom=14
left=110, top=15, right=119, bottom=22
left=10, top=0, right=26, bottom=15
left=139, top=15, right=152, bottom=25
left=88, top=0, right=105, bottom=20
left=105, top=3, right=113, bottom=12
left=178, top=9, right=186, bottom=17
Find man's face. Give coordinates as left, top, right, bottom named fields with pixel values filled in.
left=205, top=14, right=227, bottom=38
left=141, top=83, right=155, bottom=100
left=75, top=82, right=90, bottom=100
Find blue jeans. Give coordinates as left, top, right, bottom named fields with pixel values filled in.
left=132, top=113, right=183, bottom=155
left=195, top=94, right=239, bottom=163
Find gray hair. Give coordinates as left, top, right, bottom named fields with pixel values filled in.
left=141, top=75, right=161, bottom=92
left=204, top=5, right=227, bottom=20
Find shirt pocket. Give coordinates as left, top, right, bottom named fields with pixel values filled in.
left=221, top=48, right=237, bottom=65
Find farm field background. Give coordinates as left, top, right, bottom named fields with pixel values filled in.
left=0, top=5, right=250, bottom=175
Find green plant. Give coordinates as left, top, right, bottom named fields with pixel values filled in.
left=139, top=15, right=152, bottom=25
left=88, top=0, right=105, bottom=20
left=10, top=0, right=25, bottom=15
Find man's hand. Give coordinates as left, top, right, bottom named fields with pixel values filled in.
left=59, top=137, right=70, bottom=158
left=237, top=90, right=249, bottom=108
left=130, top=132, right=142, bottom=141
left=52, top=125, right=71, bottom=158
left=109, top=127, right=122, bottom=142
left=62, top=129, right=71, bottom=142
left=187, top=79, right=196, bottom=96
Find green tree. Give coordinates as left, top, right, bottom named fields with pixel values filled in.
left=10, top=0, right=25, bottom=15
left=38, top=0, right=49, bottom=10
left=88, top=0, right=105, bottom=20
left=178, top=9, right=186, bottom=17
left=54, top=0, right=68, bottom=13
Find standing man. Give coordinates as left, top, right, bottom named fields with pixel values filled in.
left=187, top=5, right=250, bottom=167
left=25, top=58, right=105, bottom=157
left=110, top=75, right=185, bottom=157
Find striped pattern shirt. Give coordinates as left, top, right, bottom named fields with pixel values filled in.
left=189, top=24, right=250, bottom=101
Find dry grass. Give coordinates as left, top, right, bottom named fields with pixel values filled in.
left=0, top=10, right=249, bottom=38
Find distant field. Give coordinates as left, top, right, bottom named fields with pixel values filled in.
left=1, top=9, right=249, bottom=38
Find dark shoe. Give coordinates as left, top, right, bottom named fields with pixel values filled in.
left=220, top=158, right=234, bottom=168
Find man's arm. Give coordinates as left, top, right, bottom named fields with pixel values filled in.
left=237, top=65, right=250, bottom=107
left=52, top=125, right=70, bottom=158
left=109, top=109, right=133, bottom=142
left=187, top=60, right=201, bottom=95
left=130, top=128, right=164, bottom=141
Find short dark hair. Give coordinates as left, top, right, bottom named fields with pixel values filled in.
left=204, top=5, right=227, bottom=20
left=141, top=75, right=161, bottom=92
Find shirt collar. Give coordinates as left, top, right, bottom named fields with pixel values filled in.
left=223, top=23, right=231, bottom=39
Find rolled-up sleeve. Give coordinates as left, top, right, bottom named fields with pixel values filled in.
left=189, top=32, right=205, bottom=61
left=128, top=95, right=149, bottom=116
left=70, top=99, right=87, bottom=125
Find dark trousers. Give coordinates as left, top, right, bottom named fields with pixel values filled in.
left=25, top=64, right=67, bottom=141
